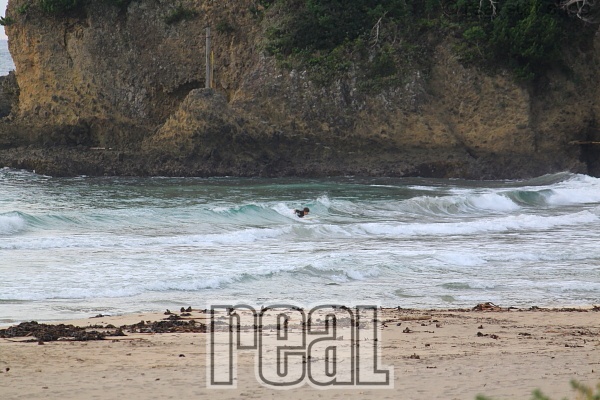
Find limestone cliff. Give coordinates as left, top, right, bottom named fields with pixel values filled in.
left=0, top=0, right=598, bottom=178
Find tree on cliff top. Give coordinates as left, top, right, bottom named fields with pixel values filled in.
left=263, top=0, right=597, bottom=82
left=38, top=0, right=80, bottom=14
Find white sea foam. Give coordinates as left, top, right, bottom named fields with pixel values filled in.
left=406, top=185, right=441, bottom=191
left=535, top=280, right=600, bottom=293
left=0, top=214, right=26, bottom=235
left=546, top=186, right=600, bottom=206
left=273, top=203, right=300, bottom=219
left=0, top=286, right=143, bottom=301
left=507, top=173, right=600, bottom=206
left=2, top=172, right=600, bottom=322
left=0, top=226, right=291, bottom=250
left=433, top=252, right=486, bottom=267
left=358, top=210, right=598, bottom=237
left=0, top=275, right=241, bottom=301
left=468, top=193, right=520, bottom=212
left=145, top=276, right=235, bottom=292
left=345, top=269, right=380, bottom=280
left=316, top=195, right=332, bottom=208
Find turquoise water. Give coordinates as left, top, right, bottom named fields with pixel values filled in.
left=0, top=39, right=14, bottom=75
left=1, top=168, right=600, bottom=323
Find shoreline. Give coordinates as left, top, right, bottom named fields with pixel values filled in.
left=1, top=305, right=599, bottom=399
left=2, top=302, right=598, bottom=328
left=1, top=302, right=598, bottom=328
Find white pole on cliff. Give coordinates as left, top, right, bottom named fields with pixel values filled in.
left=205, top=26, right=212, bottom=89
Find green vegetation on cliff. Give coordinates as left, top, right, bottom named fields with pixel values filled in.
left=163, top=4, right=198, bottom=25
left=261, top=0, right=597, bottom=83
left=10, top=0, right=597, bottom=84
left=24, top=0, right=133, bottom=15
left=38, top=0, right=79, bottom=14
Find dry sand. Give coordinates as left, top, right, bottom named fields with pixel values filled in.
left=1, top=306, right=600, bottom=400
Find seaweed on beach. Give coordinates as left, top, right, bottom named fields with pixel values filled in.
left=0, top=315, right=207, bottom=342
left=0, top=321, right=107, bottom=342
left=123, top=319, right=206, bottom=334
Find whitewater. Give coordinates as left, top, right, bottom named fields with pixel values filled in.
left=1, top=168, right=599, bottom=324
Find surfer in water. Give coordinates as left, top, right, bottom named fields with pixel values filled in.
left=294, top=207, right=310, bottom=218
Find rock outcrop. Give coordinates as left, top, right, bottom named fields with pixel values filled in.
left=0, top=0, right=598, bottom=178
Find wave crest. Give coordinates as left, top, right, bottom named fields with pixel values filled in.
left=0, top=212, right=26, bottom=235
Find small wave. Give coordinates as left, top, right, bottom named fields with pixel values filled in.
left=0, top=167, right=49, bottom=180
left=316, top=195, right=332, bottom=208
left=393, top=289, right=424, bottom=298
left=197, top=226, right=290, bottom=244
left=546, top=185, right=600, bottom=206
left=358, top=210, right=598, bottom=237
left=503, top=173, right=600, bottom=207
left=439, top=281, right=497, bottom=290
left=291, top=264, right=380, bottom=282
left=433, top=252, right=485, bottom=266
left=0, top=213, right=26, bottom=235
left=212, top=203, right=271, bottom=218
left=0, top=286, right=142, bottom=301
left=400, top=192, right=520, bottom=217
left=405, top=185, right=441, bottom=191
left=440, top=295, right=457, bottom=303
left=145, top=276, right=235, bottom=292
left=467, top=193, right=520, bottom=212
left=0, top=226, right=291, bottom=250
left=536, top=280, right=600, bottom=293
left=0, top=209, right=124, bottom=235
left=517, top=172, right=575, bottom=186
left=273, top=203, right=305, bottom=220
left=0, top=276, right=240, bottom=301
left=345, top=269, right=380, bottom=280
left=440, top=282, right=473, bottom=290
left=401, top=173, right=600, bottom=216
left=274, top=196, right=340, bottom=219
left=486, top=248, right=598, bottom=263
left=505, top=190, right=551, bottom=206
left=290, top=265, right=333, bottom=278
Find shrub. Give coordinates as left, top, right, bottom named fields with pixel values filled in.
left=263, top=0, right=415, bottom=86
left=0, top=16, right=15, bottom=26
left=103, top=0, right=133, bottom=9
left=265, top=0, right=410, bottom=55
left=216, top=19, right=236, bottom=34
left=38, top=0, right=80, bottom=14
left=164, top=4, right=198, bottom=25
left=263, top=0, right=590, bottom=84
left=487, top=0, right=565, bottom=79
left=17, top=3, right=31, bottom=14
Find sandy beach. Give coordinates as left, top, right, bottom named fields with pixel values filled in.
left=1, top=305, right=599, bottom=399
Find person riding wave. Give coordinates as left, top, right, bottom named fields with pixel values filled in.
left=294, top=207, right=310, bottom=218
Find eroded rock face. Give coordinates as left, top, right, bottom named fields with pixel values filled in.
left=0, top=71, right=19, bottom=118
left=0, top=0, right=598, bottom=177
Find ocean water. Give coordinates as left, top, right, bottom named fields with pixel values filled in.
left=1, top=168, right=599, bottom=324
left=0, top=39, right=14, bottom=75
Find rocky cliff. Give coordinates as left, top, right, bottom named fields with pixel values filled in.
left=0, top=0, right=599, bottom=178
